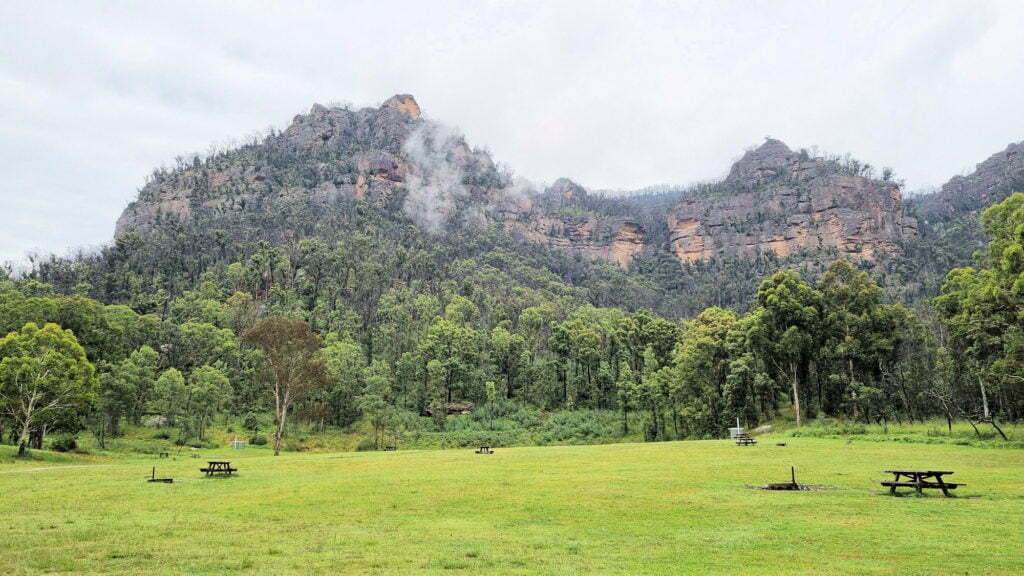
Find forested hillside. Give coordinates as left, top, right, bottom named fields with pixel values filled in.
left=3, top=95, right=1023, bottom=455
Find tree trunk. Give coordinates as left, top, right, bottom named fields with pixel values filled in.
left=989, top=419, right=1008, bottom=441
left=273, top=407, right=287, bottom=456
left=790, top=362, right=802, bottom=427
left=273, top=387, right=289, bottom=457
left=16, top=418, right=32, bottom=457
left=978, top=374, right=991, bottom=420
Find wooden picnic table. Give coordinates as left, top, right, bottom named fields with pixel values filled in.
left=200, top=461, right=238, bottom=477
left=882, top=470, right=962, bottom=496
left=735, top=433, right=757, bottom=446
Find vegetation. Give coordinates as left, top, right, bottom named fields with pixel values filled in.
left=4, top=196, right=1024, bottom=454
left=2, top=98, right=1022, bottom=457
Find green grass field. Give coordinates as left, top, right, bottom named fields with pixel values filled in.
left=1, top=437, right=1022, bottom=575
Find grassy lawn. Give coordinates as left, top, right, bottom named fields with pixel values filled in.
left=1, top=438, right=1022, bottom=575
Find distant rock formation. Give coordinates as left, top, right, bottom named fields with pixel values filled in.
left=667, top=139, right=917, bottom=262
left=114, top=98, right=928, bottom=272
left=911, top=140, right=1024, bottom=223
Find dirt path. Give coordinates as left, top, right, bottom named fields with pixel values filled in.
left=0, top=464, right=109, bottom=475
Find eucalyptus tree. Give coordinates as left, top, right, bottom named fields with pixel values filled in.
left=0, top=323, right=97, bottom=456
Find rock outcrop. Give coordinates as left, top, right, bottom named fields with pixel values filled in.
left=114, top=99, right=918, bottom=271
left=911, top=140, right=1024, bottom=223
left=490, top=178, right=647, bottom=268
left=667, top=139, right=917, bottom=262
left=115, top=96, right=426, bottom=236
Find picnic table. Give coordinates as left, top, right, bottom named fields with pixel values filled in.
left=735, top=433, right=757, bottom=446
left=200, top=461, right=238, bottom=477
left=882, top=470, right=962, bottom=496
left=475, top=446, right=493, bottom=454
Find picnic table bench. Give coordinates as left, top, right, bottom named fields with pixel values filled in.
left=475, top=446, right=493, bottom=454
left=200, top=461, right=238, bottom=477
left=735, top=433, right=757, bottom=446
left=882, top=470, right=963, bottom=496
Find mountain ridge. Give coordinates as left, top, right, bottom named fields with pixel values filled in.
left=114, top=94, right=939, bottom=272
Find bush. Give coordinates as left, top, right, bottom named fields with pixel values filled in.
left=281, top=438, right=308, bottom=452
left=355, top=437, right=377, bottom=451
left=152, top=431, right=171, bottom=440
left=250, top=435, right=268, bottom=445
left=243, top=412, right=261, bottom=434
left=50, top=435, right=78, bottom=452
left=536, top=410, right=623, bottom=445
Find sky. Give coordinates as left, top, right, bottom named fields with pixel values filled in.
left=2, top=0, right=1024, bottom=264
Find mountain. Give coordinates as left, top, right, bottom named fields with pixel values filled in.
left=885, top=139, right=1024, bottom=299
left=28, top=93, right=1023, bottom=320
left=666, top=138, right=917, bottom=263
left=114, top=95, right=918, bottom=272
left=910, top=140, right=1024, bottom=224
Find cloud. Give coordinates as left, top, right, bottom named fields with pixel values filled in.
left=1, top=0, right=1024, bottom=262
left=400, top=123, right=470, bottom=232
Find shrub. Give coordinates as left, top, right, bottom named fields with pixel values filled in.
left=355, top=438, right=377, bottom=451
left=51, top=435, right=78, bottom=452
left=152, top=431, right=171, bottom=440
left=243, top=412, right=261, bottom=433
left=249, top=435, right=268, bottom=446
left=536, top=410, right=622, bottom=445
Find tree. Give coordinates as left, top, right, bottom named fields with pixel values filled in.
left=358, top=359, right=393, bottom=449
left=935, top=193, right=1024, bottom=428
left=818, top=259, right=913, bottom=420
left=321, top=333, right=365, bottom=426
left=417, top=317, right=480, bottom=405
left=92, top=367, right=132, bottom=446
left=186, top=365, right=231, bottom=440
left=243, top=317, right=326, bottom=455
left=615, top=358, right=634, bottom=434
left=489, top=326, right=527, bottom=399
left=748, top=271, right=823, bottom=427
left=0, top=323, right=97, bottom=456
left=669, top=307, right=736, bottom=437
left=152, top=368, right=187, bottom=427
left=120, top=345, right=160, bottom=423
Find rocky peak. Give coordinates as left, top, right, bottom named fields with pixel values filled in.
left=725, top=138, right=801, bottom=184
left=669, top=139, right=917, bottom=263
left=382, top=94, right=421, bottom=118
left=548, top=178, right=587, bottom=199
left=912, top=140, right=1024, bottom=222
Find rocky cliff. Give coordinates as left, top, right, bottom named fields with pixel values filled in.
left=910, top=140, right=1024, bottom=224
left=667, top=139, right=918, bottom=263
left=115, top=95, right=427, bottom=236
left=498, top=179, right=646, bottom=267
left=115, top=97, right=922, bottom=271
left=115, top=95, right=648, bottom=268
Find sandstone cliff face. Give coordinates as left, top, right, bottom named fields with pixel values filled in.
left=114, top=98, right=917, bottom=271
left=496, top=178, right=643, bottom=266
left=667, top=139, right=917, bottom=263
left=114, top=96, right=648, bottom=268
left=115, top=95, right=426, bottom=237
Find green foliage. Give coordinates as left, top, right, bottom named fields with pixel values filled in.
left=4, top=197, right=1022, bottom=454
left=934, top=192, right=1024, bottom=423
left=0, top=322, right=97, bottom=456
left=49, top=434, right=79, bottom=452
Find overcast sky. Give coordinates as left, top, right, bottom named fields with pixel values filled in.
left=3, top=0, right=1024, bottom=264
